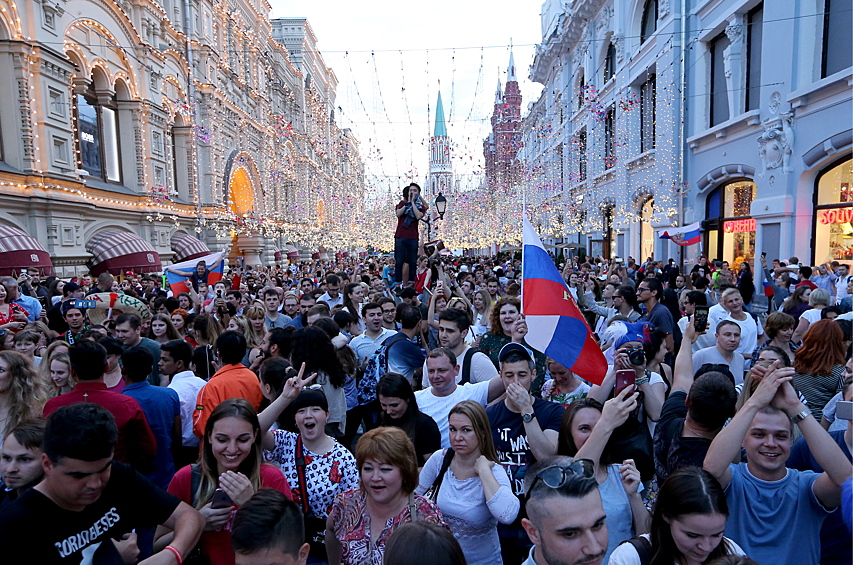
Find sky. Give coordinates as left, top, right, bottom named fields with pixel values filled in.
left=268, top=0, right=545, bottom=202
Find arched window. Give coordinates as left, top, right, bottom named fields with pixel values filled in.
left=75, top=82, right=121, bottom=182
left=641, top=0, right=658, bottom=44
left=704, top=180, right=756, bottom=262
left=640, top=197, right=655, bottom=260
left=603, top=42, right=616, bottom=83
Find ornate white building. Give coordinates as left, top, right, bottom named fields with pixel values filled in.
left=0, top=0, right=364, bottom=275
left=522, top=0, right=851, bottom=267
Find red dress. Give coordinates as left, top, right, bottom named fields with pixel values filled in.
left=0, top=303, right=29, bottom=329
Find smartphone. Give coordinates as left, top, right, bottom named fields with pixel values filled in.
left=693, top=305, right=710, bottom=333
left=211, top=489, right=232, bottom=509
left=615, top=369, right=636, bottom=396
left=761, top=251, right=767, bottom=258
left=837, top=401, right=853, bottom=421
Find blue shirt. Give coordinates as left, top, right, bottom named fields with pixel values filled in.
left=122, top=381, right=180, bottom=489
left=786, top=430, right=851, bottom=565
left=386, top=334, right=426, bottom=381
left=724, top=462, right=831, bottom=565
left=12, top=294, right=41, bottom=322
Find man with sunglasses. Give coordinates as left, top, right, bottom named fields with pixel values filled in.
left=637, top=278, right=674, bottom=353
left=521, top=456, right=608, bottom=565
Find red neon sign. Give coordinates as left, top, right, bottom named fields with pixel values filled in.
left=819, top=208, right=853, bottom=225
left=723, top=218, right=756, bottom=233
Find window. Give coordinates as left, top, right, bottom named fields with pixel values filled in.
left=578, top=128, right=587, bottom=182
left=604, top=106, right=615, bottom=169
left=640, top=75, right=656, bottom=152
left=48, top=87, right=65, bottom=119
left=577, top=69, right=585, bottom=108
left=746, top=4, right=763, bottom=111
left=822, top=0, right=853, bottom=78
left=704, top=180, right=757, bottom=262
left=813, top=156, right=853, bottom=262
left=710, top=33, right=731, bottom=127
left=640, top=197, right=654, bottom=260
left=75, top=85, right=121, bottom=182
left=603, top=42, right=615, bottom=83
left=641, top=0, right=658, bottom=44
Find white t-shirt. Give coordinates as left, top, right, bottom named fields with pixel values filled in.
left=420, top=345, right=498, bottom=387
left=607, top=534, right=745, bottom=565
left=800, top=308, right=822, bottom=326
left=722, top=313, right=763, bottom=357
left=693, top=346, right=745, bottom=385
left=415, top=380, right=492, bottom=448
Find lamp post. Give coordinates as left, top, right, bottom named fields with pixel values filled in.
left=423, top=192, right=448, bottom=241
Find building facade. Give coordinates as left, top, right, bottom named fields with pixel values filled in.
left=522, top=0, right=852, bottom=267
left=0, top=0, right=364, bottom=275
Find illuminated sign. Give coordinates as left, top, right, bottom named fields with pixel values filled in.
left=818, top=208, right=853, bottom=225
left=723, top=218, right=756, bottom=233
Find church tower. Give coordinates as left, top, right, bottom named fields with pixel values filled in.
left=428, top=92, right=453, bottom=196
left=484, top=52, right=523, bottom=188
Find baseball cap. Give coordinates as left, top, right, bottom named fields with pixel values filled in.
left=498, top=342, right=534, bottom=363
left=63, top=281, right=80, bottom=294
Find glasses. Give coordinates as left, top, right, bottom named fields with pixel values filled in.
left=612, top=294, right=623, bottom=299
left=524, top=459, right=594, bottom=498
left=637, top=287, right=650, bottom=293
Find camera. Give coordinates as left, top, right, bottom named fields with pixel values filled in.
left=625, top=346, right=646, bottom=366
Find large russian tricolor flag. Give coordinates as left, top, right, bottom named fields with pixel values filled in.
left=165, top=251, right=225, bottom=294
left=522, top=215, right=607, bottom=384
left=658, top=222, right=701, bottom=246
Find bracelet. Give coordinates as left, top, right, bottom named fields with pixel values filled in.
left=165, top=545, right=183, bottom=565
left=635, top=377, right=650, bottom=386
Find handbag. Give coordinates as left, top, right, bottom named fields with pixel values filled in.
left=423, top=448, right=455, bottom=503
left=295, top=435, right=331, bottom=559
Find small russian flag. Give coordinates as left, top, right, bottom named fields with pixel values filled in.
left=762, top=269, right=774, bottom=297
left=522, top=215, right=607, bottom=384
left=165, top=251, right=225, bottom=294
left=659, top=222, right=701, bottom=247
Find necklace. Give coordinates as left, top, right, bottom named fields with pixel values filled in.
left=683, top=421, right=714, bottom=440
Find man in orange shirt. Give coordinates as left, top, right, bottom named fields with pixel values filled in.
left=192, top=331, right=263, bottom=438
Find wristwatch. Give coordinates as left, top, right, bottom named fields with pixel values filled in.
left=789, top=409, right=810, bottom=425
left=522, top=412, right=536, bottom=423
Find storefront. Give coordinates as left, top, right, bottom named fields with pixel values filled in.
left=703, top=179, right=756, bottom=263
left=813, top=156, right=853, bottom=263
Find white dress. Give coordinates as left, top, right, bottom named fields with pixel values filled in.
left=416, top=450, right=520, bottom=565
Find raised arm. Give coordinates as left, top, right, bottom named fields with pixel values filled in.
left=672, top=317, right=699, bottom=394
left=703, top=362, right=791, bottom=488
left=258, top=364, right=316, bottom=450
left=575, top=387, right=638, bottom=473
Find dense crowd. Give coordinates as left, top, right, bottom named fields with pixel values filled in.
left=0, top=185, right=851, bottom=565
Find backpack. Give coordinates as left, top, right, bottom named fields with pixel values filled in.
left=358, top=333, right=408, bottom=405
left=619, top=536, right=652, bottom=565
left=459, top=347, right=479, bottom=385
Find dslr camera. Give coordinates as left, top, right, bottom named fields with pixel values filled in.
left=624, top=346, right=646, bottom=366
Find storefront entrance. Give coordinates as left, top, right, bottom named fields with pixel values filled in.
left=703, top=180, right=756, bottom=263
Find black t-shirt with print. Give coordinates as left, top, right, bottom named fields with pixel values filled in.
left=0, top=461, right=179, bottom=564
left=653, top=391, right=712, bottom=482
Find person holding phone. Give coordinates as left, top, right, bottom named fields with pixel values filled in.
left=158, top=399, right=293, bottom=565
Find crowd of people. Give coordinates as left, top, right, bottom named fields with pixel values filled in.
left=0, top=185, right=851, bottom=565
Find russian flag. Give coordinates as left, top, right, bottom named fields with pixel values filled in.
left=659, top=222, right=701, bottom=246
left=522, top=215, right=607, bottom=384
left=165, top=251, right=225, bottom=294
left=762, top=268, right=774, bottom=297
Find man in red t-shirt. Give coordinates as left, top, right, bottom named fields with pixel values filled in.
left=394, top=183, right=428, bottom=288
left=43, top=340, right=157, bottom=474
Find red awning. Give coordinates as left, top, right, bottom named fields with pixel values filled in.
left=86, top=229, right=162, bottom=276
left=287, top=251, right=300, bottom=260
left=273, top=250, right=283, bottom=261
left=171, top=232, right=210, bottom=262
left=0, top=225, right=53, bottom=276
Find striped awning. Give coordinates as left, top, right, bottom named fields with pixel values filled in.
left=0, top=225, right=53, bottom=276
left=170, top=232, right=210, bottom=263
left=86, top=229, right=162, bottom=276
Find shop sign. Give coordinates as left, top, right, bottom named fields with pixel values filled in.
left=723, top=218, right=756, bottom=233
left=818, top=208, right=853, bottom=225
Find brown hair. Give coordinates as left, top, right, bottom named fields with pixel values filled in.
left=448, top=401, right=500, bottom=463
left=0, top=351, right=50, bottom=433
left=355, top=427, right=419, bottom=495
left=489, top=296, right=521, bottom=337
left=764, top=311, right=795, bottom=340
left=793, top=319, right=845, bottom=376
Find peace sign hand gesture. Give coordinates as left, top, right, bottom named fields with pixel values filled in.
left=280, top=362, right=318, bottom=403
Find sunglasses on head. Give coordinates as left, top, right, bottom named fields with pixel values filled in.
left=524, top=459, right=595, bottom=500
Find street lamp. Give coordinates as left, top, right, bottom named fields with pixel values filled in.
left=423, top=192, right=449, bottom=242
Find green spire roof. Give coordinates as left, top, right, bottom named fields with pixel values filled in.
left=434, top=92, right=447, bottom=137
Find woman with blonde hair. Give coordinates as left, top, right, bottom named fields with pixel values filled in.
left=792, top=288, right=831, bottom=343
left=243, top=304, right=267, bottom=348
left=0, top=350, right=50, bottom=442
left=471, top=289, right=493, bottom=337
left=38, top=340, right=71, bottom=394
left=416, top=400, right=518, bottom=565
